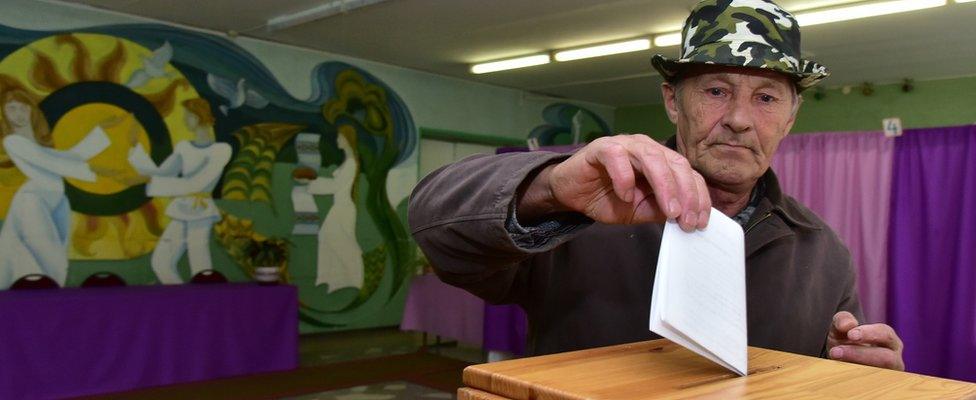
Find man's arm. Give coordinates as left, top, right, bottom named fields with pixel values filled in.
left=519, top=135, right=710, bottom=230
left=409, top=151, right=583, bottom=304
left=409, top=135, right=711, bottom=304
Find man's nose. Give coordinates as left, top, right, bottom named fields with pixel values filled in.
left=722, top=95, right=752, bottom=134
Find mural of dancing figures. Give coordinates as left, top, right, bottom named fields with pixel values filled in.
left=0, top=22, right=420, bottom=332
left=126, top=98, right=231, bottom=284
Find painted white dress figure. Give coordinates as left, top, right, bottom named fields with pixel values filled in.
left=0, top=91, right=110, bottom=289
left=128, top=99, right=231, bottom=284
left=307, top=131, right=363, bottom=291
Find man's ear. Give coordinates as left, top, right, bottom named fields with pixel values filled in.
left=662, top=82, right=680, bottom=124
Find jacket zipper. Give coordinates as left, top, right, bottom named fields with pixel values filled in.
left=744, top=211, right=772, bottom=235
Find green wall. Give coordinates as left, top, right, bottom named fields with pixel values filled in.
left=614, top=103, right=675, bottom=141
left=614, top=75, right=976, bottom=137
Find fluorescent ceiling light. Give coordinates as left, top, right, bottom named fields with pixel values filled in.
left=469, top=0, right=956, bottom=75
left=553, top=39, right=651, bottom=62
left=653, top=32, right=683, bottom=47
left=654, top=1, right=948, bottom=46
left=267, top=0, right=388, bottom=31
left=795, top=0, right=947, bottom=26
left=470, top=54, right=551, bottom=74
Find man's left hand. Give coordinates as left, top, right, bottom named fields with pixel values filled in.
left=827, top=311, right=905, bottom=371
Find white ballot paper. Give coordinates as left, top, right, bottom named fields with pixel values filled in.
left=649, top=208, right=748, bottom=376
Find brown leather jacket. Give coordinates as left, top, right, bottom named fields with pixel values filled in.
left=409, top=147, right=863, bottom=357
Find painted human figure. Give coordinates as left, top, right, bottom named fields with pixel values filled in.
left=0, top=89, right=111, bottom=289
left=307, top=127, right=363, bottom=291
left=127, top=98, right=231, bottom=284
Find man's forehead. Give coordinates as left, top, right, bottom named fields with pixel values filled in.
left=681, top=65, right=794, bottom=89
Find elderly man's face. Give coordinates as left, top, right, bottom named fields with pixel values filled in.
left=663, top=66, right=798, bottom=193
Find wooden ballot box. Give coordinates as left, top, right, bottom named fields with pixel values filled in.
left=459, top=339, right=976, bottom=399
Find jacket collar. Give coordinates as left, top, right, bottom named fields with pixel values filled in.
left=663, top=135, right=819, bottom=231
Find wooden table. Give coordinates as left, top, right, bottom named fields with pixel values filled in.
left=459, top=339, right=976, bottom=399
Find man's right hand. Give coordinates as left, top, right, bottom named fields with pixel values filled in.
left=517, top=135, right=710, bottom=232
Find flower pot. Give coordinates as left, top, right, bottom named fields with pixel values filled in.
left=254, top=266, right=281, bottom=285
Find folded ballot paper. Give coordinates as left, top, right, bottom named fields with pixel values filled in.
left=649, top=208, right=748, bottom=376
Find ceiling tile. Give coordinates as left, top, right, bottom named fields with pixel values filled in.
left=65, top=0, right=976, bottom=107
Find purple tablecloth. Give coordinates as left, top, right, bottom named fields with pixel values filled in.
left=483, top=304, right=527, bottom=355
left=400, top=274, right=484, bottom=346
left=0, top=283, right=298, bottom=399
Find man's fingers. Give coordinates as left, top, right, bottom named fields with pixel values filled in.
left=827, top=319, right=906, bottom=371
left=592, top=142, right=637, bottom=203
left=829, top=345, right=905, bottom=371
left=664, top=154, right=701, bottom=232
left=578, top=135, right=701, bottom=226
left=694, top=172, right=711, bottom=230
left=831, top=311, right=859, bottom=338
left=625, top=137, right=701, bottom=229
left=630, top=180, right=663, bottom=223
left=632, top=145, right=680, bottom=220
left=846, top=323, right=903, bottom=351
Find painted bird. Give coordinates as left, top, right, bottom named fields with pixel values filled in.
left=125, top=41, right=174, bottom=89
left=206, top=74, right=269, bottom=116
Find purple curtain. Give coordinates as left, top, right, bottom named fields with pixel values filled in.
left=771, top=131, right=894, bottom=323
left=887, top=125, right=976, bottom=382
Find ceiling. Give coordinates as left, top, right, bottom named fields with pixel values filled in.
left=64, top=0, right=976, bottom=106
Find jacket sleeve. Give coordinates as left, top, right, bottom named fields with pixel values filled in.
left=837, top=253, right=866, bottom=323
left=408, top=151, right=589, bottom=304
left=816, top=248, right=866, bottom=358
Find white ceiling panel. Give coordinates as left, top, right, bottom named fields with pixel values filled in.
left=63, top=0, right=976, bottom=106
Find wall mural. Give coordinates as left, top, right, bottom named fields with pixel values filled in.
left=0, top=24, right=420, bottom=332
left=529, top=103, right=610, bottom=146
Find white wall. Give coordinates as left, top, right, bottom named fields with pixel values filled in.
left=418, top=139, right=496, bottom=178
left=9, top=0, right=615, bottom=141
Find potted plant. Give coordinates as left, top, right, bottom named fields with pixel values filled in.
left=244, top=237, right=291, bottom=284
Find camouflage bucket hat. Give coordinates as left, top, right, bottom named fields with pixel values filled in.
left=651, top=0, right=829, bottom=91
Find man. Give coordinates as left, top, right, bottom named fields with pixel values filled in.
left=409, top=0, right=904, bottom=370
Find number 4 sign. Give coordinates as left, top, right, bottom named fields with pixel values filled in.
left=883, top=117, right=903, bottom=137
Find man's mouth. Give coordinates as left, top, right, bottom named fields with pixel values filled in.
left=712, top=143, right=752, bottom=151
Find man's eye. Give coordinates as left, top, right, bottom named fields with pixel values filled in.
left=758, top=94, right=776, bottom=103
left=707, top=88, right=725, bottom=97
